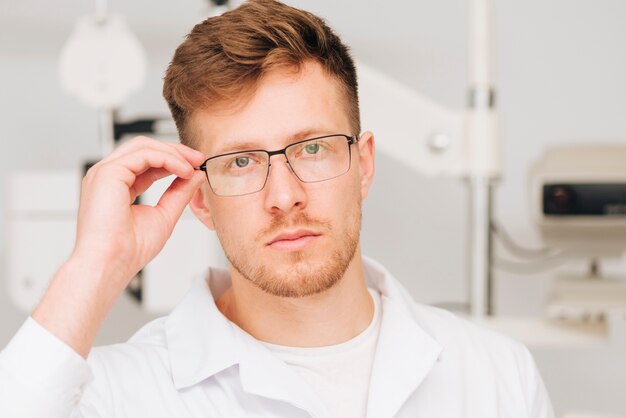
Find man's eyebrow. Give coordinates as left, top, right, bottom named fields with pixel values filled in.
left=213, top=127, right=337, bottom=155
left=213, top=141, right=261, bottom=155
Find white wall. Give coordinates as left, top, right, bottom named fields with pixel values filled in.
left=1, top=0, right=626, bottom=415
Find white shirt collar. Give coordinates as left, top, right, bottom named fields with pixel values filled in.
left=361, top=256, right=443, bottom=417
left=165, top=255, right=443, bottom=418
left=165, top=266, right=240, bottom=389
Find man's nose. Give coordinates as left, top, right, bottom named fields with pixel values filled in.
left=262, top=156, right=307, bottom=214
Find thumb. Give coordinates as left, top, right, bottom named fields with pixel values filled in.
left=155, top=171, right=205, bottom=228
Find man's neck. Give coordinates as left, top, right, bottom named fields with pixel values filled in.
left=215, top=252, right=374, bottom=347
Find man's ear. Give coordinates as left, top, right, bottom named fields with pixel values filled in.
left=357, top=130, right=375, bottom=200
left=189, top=185, right=216, bottom=231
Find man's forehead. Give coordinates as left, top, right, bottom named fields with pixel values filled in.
left=187, top=61, right=350, bottom=155
left=206, top=126, right=342, bottom=155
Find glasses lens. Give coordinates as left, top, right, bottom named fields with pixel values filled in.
left=204, top=151, right=269, bottom=196
left=286, top=135, right=351, bottom=182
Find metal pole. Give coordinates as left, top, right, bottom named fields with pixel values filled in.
left=467, top=0, right=499, bottom=318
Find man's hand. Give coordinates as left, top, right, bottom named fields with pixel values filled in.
left=74, top=136, right=206, bottom=283
left=32, top=136, right=207, bottom=357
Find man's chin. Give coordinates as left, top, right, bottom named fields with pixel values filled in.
left=245, top=254, right=336, bottom=297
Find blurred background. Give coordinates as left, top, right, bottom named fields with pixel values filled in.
left=1, top=0, right=626, bottom=416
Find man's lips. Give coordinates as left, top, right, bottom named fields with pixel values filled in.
left=266, top=229, right=322, bottom=251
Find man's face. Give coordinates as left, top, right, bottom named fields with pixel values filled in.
left=189, top=61, right=375, bottom=298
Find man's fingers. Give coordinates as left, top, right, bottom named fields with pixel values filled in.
left=105, top=149, right=196, bottom=188
left=90, top=137, right=206, bottom=176
left=129, top=168, right=173, bottom=202
left=163, top=142, right=207, bottom=168
left=155, top=171, right=205, bottom=228
left=111, top=137, right=205, bottom=166
left=82, top=137, right=208, bottom=212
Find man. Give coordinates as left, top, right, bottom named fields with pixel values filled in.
left=0, top=0, right=554, bottom=417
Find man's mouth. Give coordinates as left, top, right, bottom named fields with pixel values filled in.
left=266, top=229, right=322, bottom=251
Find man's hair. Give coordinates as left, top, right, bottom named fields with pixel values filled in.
left=162, top=0, right=360, bottom=149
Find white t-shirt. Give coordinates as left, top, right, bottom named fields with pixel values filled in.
left=261, top=288, right=382, bottom=418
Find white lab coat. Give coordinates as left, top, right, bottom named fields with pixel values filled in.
left=0, top=256, right=554, bottom=417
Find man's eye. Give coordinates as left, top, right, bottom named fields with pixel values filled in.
left=234, top=157, right=250, bottom=168
left=304, top=143, right=320, bottom=154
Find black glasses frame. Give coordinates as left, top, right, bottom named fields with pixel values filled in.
left=197, top=133, right=360, bottom=196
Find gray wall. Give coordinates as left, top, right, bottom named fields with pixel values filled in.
left=2, top=0, right=626, bottom=415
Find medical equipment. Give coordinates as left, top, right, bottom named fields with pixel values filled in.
left=530, top=144, right=626, bottom=256
left=529, top=144, right=626, bottom=322
left=58, top=0, right=148, bottom=157
left=58, top=15, right=147, bottom=110
left=205, top=0, right=237, bottom=17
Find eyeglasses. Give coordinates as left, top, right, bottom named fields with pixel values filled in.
left=197, top=134, right=359, bottom=197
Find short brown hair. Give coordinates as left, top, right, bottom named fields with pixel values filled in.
left=162, top=0, right=360, bottom=149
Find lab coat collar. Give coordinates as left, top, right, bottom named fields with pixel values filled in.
left=165, top=267, right=331, bottom=417
left=165, top=267, right=240, bottom=389
left=363, top=256, right=443, bottom=418
left=165, top=257, right=442, bottom=418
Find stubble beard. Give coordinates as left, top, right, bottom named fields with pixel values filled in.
left=217, top=202, right=362, bottom=298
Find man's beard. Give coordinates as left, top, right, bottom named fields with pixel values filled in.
left=216, top=203, right=361, bottom=298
